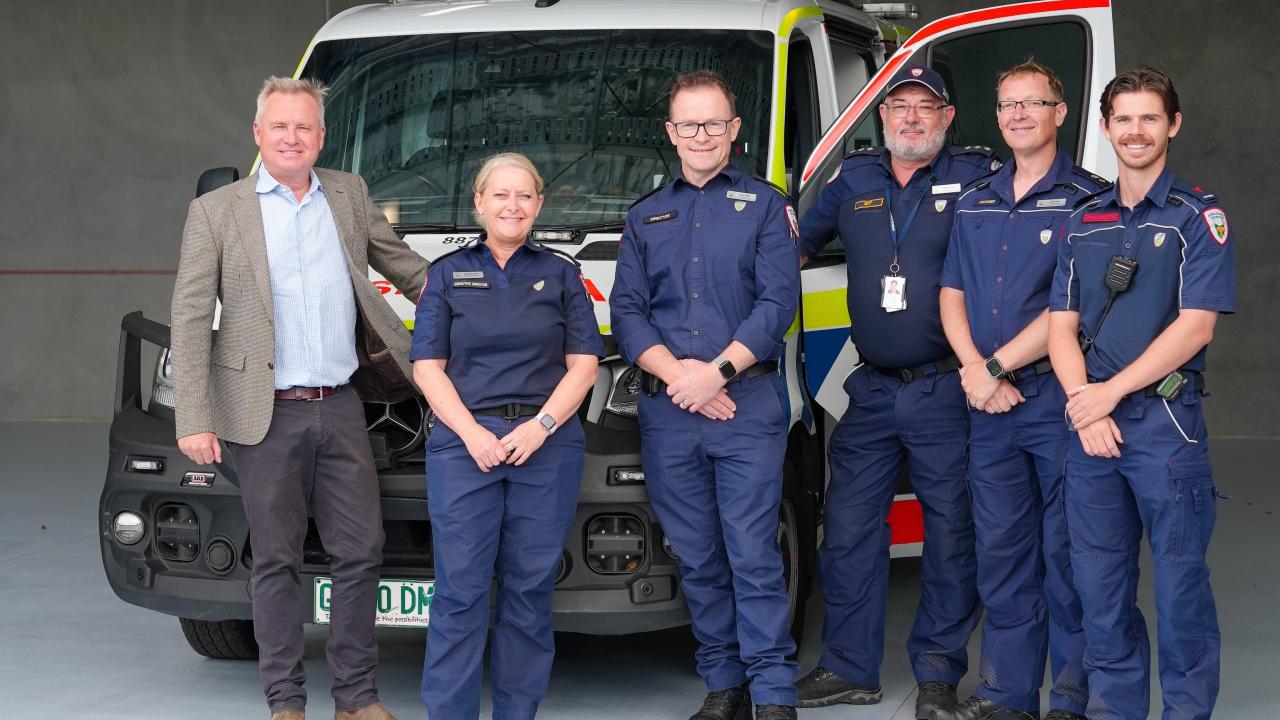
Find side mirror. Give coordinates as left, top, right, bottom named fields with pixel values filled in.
left=196, top=167, right=241, bottom=198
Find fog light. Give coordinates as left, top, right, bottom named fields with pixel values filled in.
left=127, top=456, right=165, bottom=473
left=113, top=511, right=146, bottom=545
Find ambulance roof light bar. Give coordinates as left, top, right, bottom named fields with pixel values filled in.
left=858, top=3, right=920, bottom=20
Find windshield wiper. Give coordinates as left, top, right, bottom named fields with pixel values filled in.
left=394, top=223, right=477, bottom=236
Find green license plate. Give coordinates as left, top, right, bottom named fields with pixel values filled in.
left=312, top=577, right=434, bottom=628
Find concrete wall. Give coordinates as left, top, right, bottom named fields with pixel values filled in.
left=1, top=0, right=1275, bottom=436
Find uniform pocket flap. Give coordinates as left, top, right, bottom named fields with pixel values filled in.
left=1168, top=458, right=1212, bottom=480
left=211, top=347, right=246, bottom=370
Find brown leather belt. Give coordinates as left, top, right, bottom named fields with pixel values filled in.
left=275, top=385, right=340, bottom=401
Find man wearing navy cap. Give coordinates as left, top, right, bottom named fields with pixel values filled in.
left=794, top=65, right=997, bottom=720
left=936, top=59, right=1103, bottom=720
left=1048, top=67, right=1233, bottom=720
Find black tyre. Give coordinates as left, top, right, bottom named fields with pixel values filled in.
left=179, top=617, right=259, bottom=660
left=778, top=496, right=809, bottom=650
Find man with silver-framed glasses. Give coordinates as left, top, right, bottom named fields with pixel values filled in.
left=794, top=65, right=999, bottom=720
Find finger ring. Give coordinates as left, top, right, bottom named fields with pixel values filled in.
left=505, top=443, right=514, bottom=452
left=681, top=401, right=689, bottom=408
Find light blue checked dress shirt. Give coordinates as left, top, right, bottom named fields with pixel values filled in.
left=257, top=166, right=358, bottom=390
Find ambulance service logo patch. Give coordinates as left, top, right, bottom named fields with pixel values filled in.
left=935, top=199, right=947, bottom=213
left=1203, top=208, right=1229, bottom=245
left=911, top=68, right=923, bottom=77
left=533, top=280, right=545, bottom=291
left=734, top=200, right=747, bottom=212
left=1040, top=229, right=1052, bottom=245
left=785, top=204, right=800, bottom=241
left=1153, top=232, right=1166, bottom=248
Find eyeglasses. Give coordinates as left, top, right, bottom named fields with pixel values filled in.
left=995, top=99, right=1062, bottom=113
left=669, top=119, right=735, bottom=138
left=881, top=101, right=948, bottom=119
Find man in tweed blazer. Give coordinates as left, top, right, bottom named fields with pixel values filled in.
left=171, top=76, right=426, bottom=720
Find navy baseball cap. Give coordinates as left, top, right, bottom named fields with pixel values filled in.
left=884, top=65, right=950, bottom=103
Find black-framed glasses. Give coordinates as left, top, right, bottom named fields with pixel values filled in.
left=996, top=99, right=1062, bottom=113
left=881, top=101, right=948, bottom=119
left=669, top=119, right=735, bottom=138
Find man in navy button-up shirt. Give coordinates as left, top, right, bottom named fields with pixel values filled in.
left=794, top=66, right=993, bottom=719
left=937, top=61, right=1105, bottom=720
left=611, top=70, right=800, bottom=720
left=1047, top=68, right=1234, bottom=720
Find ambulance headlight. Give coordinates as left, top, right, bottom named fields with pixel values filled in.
left=151, top=349, right=176, bottom=409
left=113, top=511, right=146, bottom=545
left=604, top=365, right=642, bottom=418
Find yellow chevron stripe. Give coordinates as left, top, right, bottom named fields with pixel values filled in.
left=802, top=288, right=849, bottom=329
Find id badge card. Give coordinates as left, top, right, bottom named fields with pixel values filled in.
left=881, top=275, right=907, bottom=312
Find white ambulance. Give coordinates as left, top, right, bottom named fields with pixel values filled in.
left=100, top=0, right=1116, bottom=659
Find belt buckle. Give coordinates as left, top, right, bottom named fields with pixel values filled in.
left=899, top=368, right=914, bottom=383
left=501, top=403, right=520, bottom=420
left=305, top=387, right=329, bottom=402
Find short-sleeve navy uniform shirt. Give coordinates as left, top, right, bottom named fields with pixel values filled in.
left=798, top=145, right=1000, bottom=369
left=1050, top=167, right=1236, bottom=379
left=411, top=235, right=605, bottom=409
left=941, top=149, right=1107, bottom=357
left=610, top=163, right=800, bottom=366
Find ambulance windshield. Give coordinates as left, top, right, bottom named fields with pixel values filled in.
left=306, top=29, right=773, bottom=229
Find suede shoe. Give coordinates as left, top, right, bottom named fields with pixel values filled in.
left=755, top=705, right=797, bottom=720
left=334, top=702, right=396, bottom=720
left=915, top=682, right=959, bottom=719
left=270, top=712, right=304, bottom=720
left=689, top=684, right=750, bottom=720
left=1042, top=711, right=1085, bottom=720
left=794, top=666, right=882, bottom=708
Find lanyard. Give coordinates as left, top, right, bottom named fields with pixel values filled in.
left=885, top=178, right=927, bottom=274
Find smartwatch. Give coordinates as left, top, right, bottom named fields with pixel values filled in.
left=716, top=358, right=737, bottom=381
left=984, top=355, right=1007, bottom=379
left=535, top=412, right=558, bottom=435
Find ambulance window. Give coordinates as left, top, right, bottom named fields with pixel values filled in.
left=784, top=35, right=820, bottom=192
left=929, top=21, right=1089, bottom=162
left=826, top=19, right=877, bottom=112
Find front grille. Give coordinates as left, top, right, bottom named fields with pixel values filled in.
left=298, top=518, right=433, bottom=571
left=576, top=241, right=620, bottom=261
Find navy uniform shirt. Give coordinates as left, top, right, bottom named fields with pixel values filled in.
left=799, top=145, right=1000, bottom=369
left=1050, top=167, right=1236, bottom=379
left=941, top=149, right=1107, bottom=357
left=611, top=163, right=800, bottom=366
left=411, top=235, right=605, bottom=409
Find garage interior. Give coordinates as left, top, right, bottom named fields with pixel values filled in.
left=1, top=1, right=1276, bottom=718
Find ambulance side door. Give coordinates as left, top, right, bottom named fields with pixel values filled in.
left=797, top=0, right=1116, bottom=420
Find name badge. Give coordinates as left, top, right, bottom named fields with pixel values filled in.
left=931, top=183, right=961, bottom=195
left=644, top=210, right=678, bottom=224
left=854, top=197, right=884, bottom=211
left=452, top=271, right=484, bottom=279
left=452, top=280, right=490, bottom=289
left=726, top=190, right=757, bottom=202
left=880, top=275, right=907, bottom=312
left=977, top=199, right=1000, bottom=206
left=1036, top=198, right=1067, bottom=208
left=1083, top=211, right=1120, bottom=223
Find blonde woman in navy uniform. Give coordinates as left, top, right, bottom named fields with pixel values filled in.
left=412, top=153, right=604, bottom=720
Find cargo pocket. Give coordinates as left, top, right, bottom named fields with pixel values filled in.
left=1168, top=458, right=1216, bottom=559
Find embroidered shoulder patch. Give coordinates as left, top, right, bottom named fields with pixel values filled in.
left=1202, top=208, right=1229, bottom=245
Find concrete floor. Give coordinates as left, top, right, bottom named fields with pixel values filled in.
left=2, top=422, right=1277, bottom=719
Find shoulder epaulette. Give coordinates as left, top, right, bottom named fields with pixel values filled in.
left=845, top=146, right=882, bottom=158
left=429, top=242, right=479, bottom=267
left=538, top=244, right=583, bottom=267
left=753, top=176, right=791, bottom=198
left=628, top=184, right=665, bottom=211
left=1071, top=165, right=1110, bottom=190
left=1170, top=178, right=1219, bottom=205
left=1071, top=187, right=1111, bottom=212
left=950, top=144, right=994, bottom=157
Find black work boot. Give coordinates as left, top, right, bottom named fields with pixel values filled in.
left=931, top=695, right=997, bottom=720
left=915, top=682, right=959, bottom=720
left=754, top=706, right=797, bottom=720
left=689, top=683, right=750, bottom=720
left=794, top=666, right=882, bottom=708
left=1042, top=711, right=1085, bottom=720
